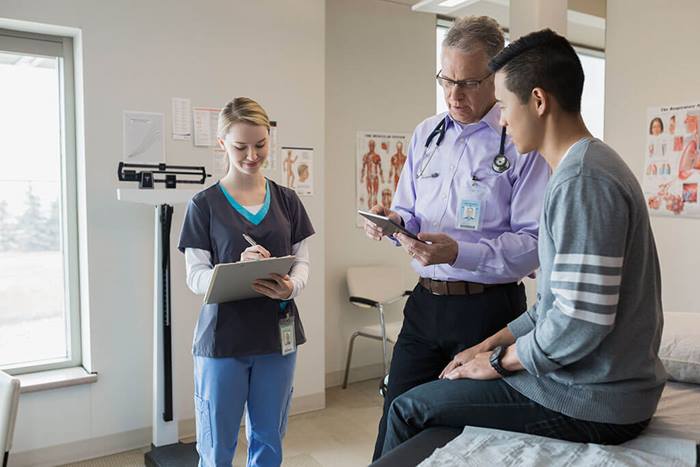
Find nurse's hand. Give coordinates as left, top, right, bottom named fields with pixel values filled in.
left=396, top=232, right=458, bottom=266
left=363, top=204, right=402, bottom=241
left=240, top=245, right=271, bottom=262
left=252, top=273, right=294, bottom=300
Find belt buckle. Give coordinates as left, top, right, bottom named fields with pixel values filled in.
left=429, top=279, right=444, bottom=295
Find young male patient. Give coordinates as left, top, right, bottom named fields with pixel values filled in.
left=379, top=29, right=666, bottom=456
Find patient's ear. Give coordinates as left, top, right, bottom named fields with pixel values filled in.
left=531, top=87, right=548, bottom=117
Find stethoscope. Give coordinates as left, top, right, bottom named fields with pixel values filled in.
left=416, top=117, right=511, bottom=179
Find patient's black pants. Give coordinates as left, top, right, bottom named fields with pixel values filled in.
left=381, top=378, right=650, bottom=456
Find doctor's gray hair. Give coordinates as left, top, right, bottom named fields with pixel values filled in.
left=443, top=16, right=505, bottom=59
left=217, top=97, right=270, bottom=139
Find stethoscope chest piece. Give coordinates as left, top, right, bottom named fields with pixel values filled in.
left=492, top=126, right=511, bottom=173
left=492, top=153, right=510, bottom=173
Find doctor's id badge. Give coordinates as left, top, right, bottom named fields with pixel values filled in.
left=279, top=315, right=296, bottom=356
left=458, top=199, right=482, bottom=230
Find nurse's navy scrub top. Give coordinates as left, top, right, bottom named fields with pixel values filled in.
left=178, top=179, right=315, bottom=357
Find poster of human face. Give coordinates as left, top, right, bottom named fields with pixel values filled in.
left=356, top=131, right=410, bottom=226
left=643, top=104, right=700, bottom=218
left=281, top=146, right=313, bottom=196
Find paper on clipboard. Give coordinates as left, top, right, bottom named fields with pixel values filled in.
left=203, top=255, right=296, bottom=304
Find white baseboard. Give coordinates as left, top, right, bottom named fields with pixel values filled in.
left=10, top=392, right=326, bottom=467
left=10, top=426, right=151, bottom=467
left=290, top=390, right=326, bottom=416
left=325, top=362, right=385, bottom=388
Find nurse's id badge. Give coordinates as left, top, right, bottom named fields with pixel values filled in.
left=458, top=199, right=481, bottom=230
left=279, top=314, right=296, bottom=356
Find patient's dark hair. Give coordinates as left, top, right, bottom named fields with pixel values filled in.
left=488, top=29, right=584, bottom=113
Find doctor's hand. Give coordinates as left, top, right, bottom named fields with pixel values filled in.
left=443, top=351, right=500, bottom=381
left=363, top=204, right=402, bottom=241
left=252, top=273, right=294, bottom=300
left=240, top=245, right=271, bottom=262
left=396, top=232, right=458, bottom=266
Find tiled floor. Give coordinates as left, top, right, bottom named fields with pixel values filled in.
left=61, top=378, right=384, bottom=467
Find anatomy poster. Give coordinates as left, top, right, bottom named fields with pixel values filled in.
left=262, top=121, right=279, bottom=172
left=281, top=147, right=314, bottom=196
left=643, top=104, right=700, bottom=218
left=356, top=131, right=410, bottom=226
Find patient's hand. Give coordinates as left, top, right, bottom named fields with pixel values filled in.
left=439, top=344, right=484, bottom=379
left=444, top=351, right=500, bottom=381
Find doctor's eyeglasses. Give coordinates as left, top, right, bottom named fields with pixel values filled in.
left=436, top=71, right=492, bottom=92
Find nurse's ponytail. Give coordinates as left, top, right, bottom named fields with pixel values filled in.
left=217, top=97, right=271, bottom=139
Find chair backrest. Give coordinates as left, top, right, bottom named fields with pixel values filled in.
left=0, top=371, right=20, bottom=467
left=347, top=266, right=407, bottom=305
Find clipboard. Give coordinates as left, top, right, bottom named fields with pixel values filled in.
left=203, top=255, right=296, bottom=304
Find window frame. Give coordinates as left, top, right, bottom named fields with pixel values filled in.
left=0, top=28, right=82, bottom=375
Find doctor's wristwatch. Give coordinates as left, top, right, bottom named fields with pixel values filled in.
left=489, top=345, right=515, bottom=377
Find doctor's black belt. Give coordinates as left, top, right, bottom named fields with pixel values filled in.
left=418, top=278, right=515, bottom=296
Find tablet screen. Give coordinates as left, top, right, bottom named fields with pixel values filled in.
left=357, top=210, right=424, bottom=243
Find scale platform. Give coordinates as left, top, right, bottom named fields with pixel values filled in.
left=145, top=442, right=198, bottom=467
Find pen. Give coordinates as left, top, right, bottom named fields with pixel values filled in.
left=242, top=233, right=258, bottom=247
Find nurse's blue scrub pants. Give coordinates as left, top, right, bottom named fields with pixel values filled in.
left=194, top=352, right=296, bottom=467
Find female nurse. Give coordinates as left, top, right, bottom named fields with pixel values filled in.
left=178, top=97, right=314, bottom=466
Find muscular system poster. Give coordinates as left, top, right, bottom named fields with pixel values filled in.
left=356, top=131, right=410, bottom=227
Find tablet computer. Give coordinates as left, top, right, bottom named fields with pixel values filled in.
left=203, top=255, right=296, bottom=304
left=358, top=210, right=425, bottom=243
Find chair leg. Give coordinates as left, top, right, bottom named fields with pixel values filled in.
left=377, top=304, right=389, bottom=378
left=342, top=331, right=362, bottom=389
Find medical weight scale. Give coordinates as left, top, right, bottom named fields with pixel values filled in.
left=117, top=162, right=210, bottom=466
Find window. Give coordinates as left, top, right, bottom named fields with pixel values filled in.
left=577, top=50, right=605, bottom=139
left=436, top=22, right=605, bottom=139
left=0, top=29, right=81, bottom=375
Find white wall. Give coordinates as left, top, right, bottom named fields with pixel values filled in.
left=0, top=0, right=326, bottom=459
left=605, top=0, right=699, bottom=314
left=449, top=0, right=606, bottom=51
left=324, top=0, right=435, bottom=383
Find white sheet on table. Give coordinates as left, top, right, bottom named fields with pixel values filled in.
left=646, top=382, right=700, bottom=440
left=418, top=425, right=696, bottom=467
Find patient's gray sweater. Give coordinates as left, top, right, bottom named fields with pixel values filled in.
left=507, top=138, right=666, bottom=424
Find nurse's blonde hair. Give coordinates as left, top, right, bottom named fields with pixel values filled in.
left=217, top=97, right=270, bottom=138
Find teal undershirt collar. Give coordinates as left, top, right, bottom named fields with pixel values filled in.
left=218, top=179, right=271, bottom=226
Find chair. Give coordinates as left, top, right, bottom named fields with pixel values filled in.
left=342, top=266, right=411, bottom=389
left=0, top=371, right=20, bottom=467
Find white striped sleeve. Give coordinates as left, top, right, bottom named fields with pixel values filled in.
left=550, top=253, right=623, bottom=325
left=552, top=254, right=624, bottom=268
